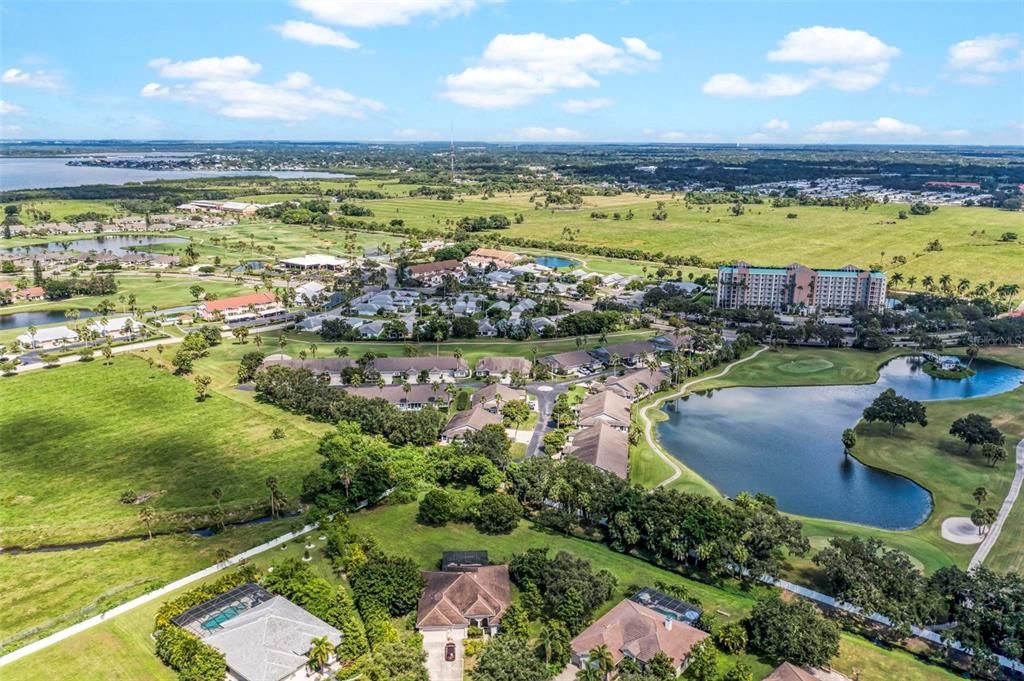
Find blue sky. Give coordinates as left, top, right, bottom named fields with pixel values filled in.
left=1, top=0, right=1022, bottom=143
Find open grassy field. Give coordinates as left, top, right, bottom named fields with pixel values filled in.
left=0, top=519, right=295, bottom=655
left=339, top=192, right=1024, bottom=290
left=0, top=355, right=321, bottom=546
left=14, top=199, right=121, bottom=225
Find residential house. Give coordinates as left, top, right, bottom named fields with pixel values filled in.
left=88, top=316, right=144, bottom=340
left=416, top=561, right=512, bottom=636
left=294, top=281, right=327, bottom=306
left=370, top=356, right=469, bottom=384
left=475, top=356, right=532, bottom=381
left=16, top=325, right=79, bottom=350
left=565, top=422, right=629, bottom=479
left=196, top=291, right=284, bottom=322
left=16, top=286, right=45, bottom=301
left=405, top=259, right=465, bottom=287
left=172, top=583, right=343, bottom=681
left=441, top=406, right=503, bottom=442
left=345, top=384, right=452, bottom=411
left=477, top=319, right=498, bottom=337
left=591, top=340, right=659, bottom=368
left=358, top=320, right=387, bottom=338
left=604, top=368, right=669, bottom=401
left=569, top=598, right=709, bottom=674
left=471, top=384, right=531, bottom=412
left=576, top=390, right=632, bottom=430
left=464, top=248, right=520, bottom=270
left=260, top=357, right=357, bottom=386
left=540, top=350, right=603, bottom=376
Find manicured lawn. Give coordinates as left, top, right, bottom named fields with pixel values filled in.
left=698, top=347, right=908, bottom=390
left=13, top=199, right=120, bottom=226
left=0, top=355, right=321, bottom=546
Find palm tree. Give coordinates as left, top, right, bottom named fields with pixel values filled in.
left=957, top=278, right=971, bottom=295
left=453, top=347, right=463, bottom=362
left=922, top=275, right=935, bottom=292
left=309, top=343, right=318, bottom=358
left=939, top=273, right=953, bottom=294
left=306, top=636, right=334, bottom=674
left=588, top=644, right=615, bottom=681
left=138, top=506, right=155, bottom=540
left=972, top=486, right=988, bottom=506
left=906, top=275, right=917, bottom=290
left=889, top=272, right=904, bottom=288
left=965, top=344, right=980, bottom=368
left=253, top=334, right=263, bottom=348
left=265, top=476, right=280, bottom=519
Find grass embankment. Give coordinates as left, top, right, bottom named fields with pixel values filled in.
left=0, top=502, right=963, bottom=681
left=0, top=355, right=320, bottom=546
left=634, top=346, right=1024, bottom=575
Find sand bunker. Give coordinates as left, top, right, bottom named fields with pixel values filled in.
left=941, top=516, right=984, bottom=544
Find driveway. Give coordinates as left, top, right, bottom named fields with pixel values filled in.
left=422, top=629, right=464, bottom=681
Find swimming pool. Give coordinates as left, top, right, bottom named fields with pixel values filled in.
left=200, top=603, right=248, bottom=630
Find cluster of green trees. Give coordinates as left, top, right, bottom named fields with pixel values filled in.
left=811, top=536, right=1023, bottom=673
left=171, top=326, right=221, bottom=375
left=456, top=214, right=511, bottom=231
left=254, top=366, right=448, bottom=446
left=41, top=274, right=118, bottom=300
left=509, top=457, right=809, bottom=580
left=862, top=389, right=928, bottom=430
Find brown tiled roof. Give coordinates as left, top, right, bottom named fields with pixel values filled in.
left=407, top=259, right=463, bottom=276
left=567, top=422, right=629, bottom=478
left=472, top=384, right=527, bottom=407
left=200, top=291, right=276, bottom=312
left=542, top=349, right=597, bottom=370
left=345, top=384, right=451, bottom=407
left=577, top=390, right=632, bottom=428
left=262, top=358, right=356, bottom=373
left=476, top=356, right=532, bottom=374
left=570, top=599, right=708, bottom=667
left=416, top=566, right=512, bottom=628
left=604, top=369, right=669, bottom=398
left=466, top=248, right=519, bottom=264
left=371, top=356, right=468, bottom=373
left=443, top=406, right=503, bottom=437
left=763, top=663, right=821, bottom=681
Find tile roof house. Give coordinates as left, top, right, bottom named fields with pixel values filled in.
left=405, top=259, right=466, bottom=286
left=475, top=356, right=532, bottom=379
left=591, top=340, right=660, bottom=367
left=370, top=356, right=469, bottom=384
left=570, top=598, right=709, bottom=673
left=566, top=422, right=629, bottom=479
left=471, top=384, right=529, bottom=412
left=200, top=592, right=343, bottom=681
left=464, top=248, right=520, bottom=270
left=577, top=390, right=632, bottom=430
left=197, top=291, right=283, bottom=322
left=540, top=349, right=603, bottom=375
left=442, top=406, right=503, bottom=442
left=763, top=662, right=833, bottom=681
left=416, top=565, right=513, bottom=635
left=604, top=368, right=669, bottom=401
left=345, top=384, right=452, bottom=411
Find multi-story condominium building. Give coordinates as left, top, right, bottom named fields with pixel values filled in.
left=716, top=262, right=887, bottom=312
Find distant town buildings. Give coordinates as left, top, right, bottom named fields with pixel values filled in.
left=716, top=262, right=887, bottom=313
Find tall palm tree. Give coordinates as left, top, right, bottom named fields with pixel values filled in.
left=306, top=636, right=334, bottom=674
left=906, top=275, right=917, bottom=289
left=265, top=476, right=280, bottom=519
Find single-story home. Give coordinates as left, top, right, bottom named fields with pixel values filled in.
left=441, top=406, right=503, bottom=442
left=577, top=390, right=632, bottom=430
left=370, top=356, right=469, bottom=384
left=604, top=368, right=669, bottom=401
left=172, top=583, right=343, bottom=681
left=591, top=340, right=659, bottom=368
left=569, top=597, right=708, bottom=674
left=417, top=562, right=512, bottom=636
left=475, top=356, right=533, bottom=381
left=345, top=384, right=452, bottom=411
left=566, top=422, right=629, bottom=479
left=405, top=259, right=466, bottom=287
left=540, top=350, right=603, bottom=376
left=464, top=248, right=520, bottom=270
left=471, top=384, right=532, bottom=412
left=294, top=281, right=327, bottom=306
left=280, top=254, right=350, bottom=271
left=16, top=325, right=78, bottom=350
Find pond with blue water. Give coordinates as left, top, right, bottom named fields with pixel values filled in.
left=657, top=356, right=1024, bottom=529
left=534, top=255, right=578, bottom=269
left=2, top=235, right=188, bottom=256
left=0, top=308, right=96, bottom=332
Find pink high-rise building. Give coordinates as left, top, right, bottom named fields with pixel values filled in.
left=716, top=262, right=887, bottom=312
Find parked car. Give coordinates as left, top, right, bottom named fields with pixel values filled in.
left=445, top=642, right=456, bottom=662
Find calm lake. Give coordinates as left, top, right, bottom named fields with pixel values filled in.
left=0, top=156, right=354, bottom=191
left=658, top=356, right=1024, bottom=529
left=534, top=255, right=577, bottom=269
left=2, top=235, right=188, bottom=256
left=0, top=309, right=96, bottom=331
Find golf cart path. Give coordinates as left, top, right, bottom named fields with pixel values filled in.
left=969, top=438, right=1024, bottom=570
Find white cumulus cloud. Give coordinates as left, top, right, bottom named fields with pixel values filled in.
left=767, top=26, right=899, bottom=64
left=808, top=117, right=923, bottom=139
left=704, top=26, right=897, bottom=98
left=1, top=68, right=60, bottom=89
left=293, top=0, right=479, bottom=28
left=622, top=37, right=661, bottom=61
left=148, top=56, right=262, bottom=80
left=273, top=20, right=360, bottom=49
left=442, top=32, right=660, bottom=109
left=0, top=100, right=26, bottom=115
left=763, top=118, right=790, bottom=131
left=559, top=97, right=614, bottom=113
left=514, top=126, right=582, bottom=141
left=141, top=57, right=383, bottom=122
left=947, top=34, right=1024, bottom=84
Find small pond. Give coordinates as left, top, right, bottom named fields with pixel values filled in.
left=658, top=356, right=1024, bottom=529
left=0, top=308, right=96, bottom=331
left=2, top=235, right=188, bottom=256
left=534, top=255, right=577, bottom=269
